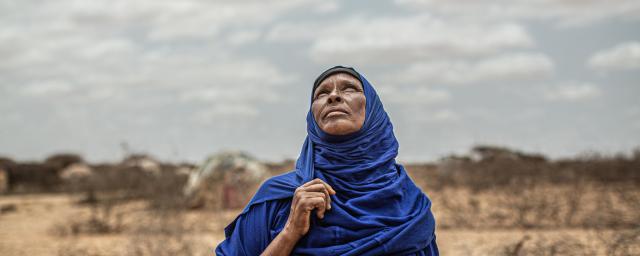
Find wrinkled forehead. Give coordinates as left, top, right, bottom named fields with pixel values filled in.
left=314, top=72, right=362, bottom=91
left=312, top=66, right=363, bottom=94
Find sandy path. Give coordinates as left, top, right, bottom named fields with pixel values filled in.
left=1, top=194, right=77, bottom=255
left=0, top=194, right=614, bottom=256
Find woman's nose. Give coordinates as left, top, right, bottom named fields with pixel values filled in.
left=327, top=89, right=342, bottom=104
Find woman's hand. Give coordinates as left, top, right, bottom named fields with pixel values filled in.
left=283, top=178, right=337, bottom=241
left=260, top=178, right=336, bottom=256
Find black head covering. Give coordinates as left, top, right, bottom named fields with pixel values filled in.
left=312, top=66, right=362, bottom=94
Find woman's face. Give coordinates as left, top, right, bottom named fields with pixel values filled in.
left=312, top=73, right=366, bottom=136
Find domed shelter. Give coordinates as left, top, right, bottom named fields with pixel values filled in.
left=122, top=154, right=162, bottom=176
left=184, top=151, right=268, bottom=209
left=60, top=163, right=93, bottom=181
left=59, top=163, right=94, bottom=193
left=0, top=167, right=7, bottom=194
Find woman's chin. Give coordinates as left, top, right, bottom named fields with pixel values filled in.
left=322, top=122, right=359, bottom=135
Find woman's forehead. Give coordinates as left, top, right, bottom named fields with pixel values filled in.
left=317, top=73, right=362, bottom=88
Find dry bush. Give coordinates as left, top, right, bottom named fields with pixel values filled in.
left=6, top=163, right=61, bottom=193
left=411, top=145, right=640, bottom=192
left=431, top=145, right=550, bottom=192
left=51, top=164, right=191, bottom=237
left=432, top=188, right=478, bottom=229
left=598, top=228, right=640, bottom=256
left=125, top=210, right=207, bottom=256
left=612, top=183, right=640, bottom=224
left=52, top=199, right=208, bottom=255
left=494, top=234, right=597, bottom=256
left=66, top=161, right=189, bottom=210
left=2, top=153, right=82, bottom=193
left=57, top=243, right=105, bottom=256
left=431, top=181, right=639, bottom=230
left=407, top=145, right=640, bottom=230
left=493, top=183, right=595, bottom=229
left=49, top=199, right=124, bottom=236
left=497, top=185, right=558, bottom=229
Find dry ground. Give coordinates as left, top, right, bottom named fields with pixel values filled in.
left=0, top=193, right=627, bottom=256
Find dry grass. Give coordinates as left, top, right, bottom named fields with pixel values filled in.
left=1, top=146, right=639, bottom=255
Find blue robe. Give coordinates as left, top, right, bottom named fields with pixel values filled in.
left=216, top=66, right=438, bottom=255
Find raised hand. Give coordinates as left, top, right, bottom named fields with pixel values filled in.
left=284, top=178, right=337, bottom=240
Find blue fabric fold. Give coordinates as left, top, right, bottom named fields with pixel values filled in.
left=216, top=67, right=437, bottom=255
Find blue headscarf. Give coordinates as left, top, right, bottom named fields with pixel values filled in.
left=221, top=66, right=436, bottom=255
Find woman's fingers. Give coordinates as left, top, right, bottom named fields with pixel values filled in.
left=285, top=180, right=336, bottom=238
left=299, top=196, right=327, bottom=219
left=294, top=185, right=328, bottom=211
left=292, top=178, right=336, bottom=221
left=302, top=180, right=335, bottom=210
left=303, top=178, right=337, bottom=195
left=295, top=189, right=329, bottom=217
left=301, top=192, right=328, bottom=218
left=302, top=184, right=331, bottom=210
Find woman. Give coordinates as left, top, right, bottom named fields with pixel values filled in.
left=216, top=66, right=438, bottom=255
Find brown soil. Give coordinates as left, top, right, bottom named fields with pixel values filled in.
left=0, top=194, right=633, bottom=256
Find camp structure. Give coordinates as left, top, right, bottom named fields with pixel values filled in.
left=183, top=151, right=268, bottom=209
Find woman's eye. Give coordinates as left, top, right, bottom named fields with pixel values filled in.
left=344, top=87, right=357, bottom=92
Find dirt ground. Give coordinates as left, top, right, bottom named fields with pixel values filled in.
left=0, top=194, right=624, bottom=255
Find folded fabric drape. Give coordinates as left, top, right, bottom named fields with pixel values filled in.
left=216, top=66, right=438, bottom=256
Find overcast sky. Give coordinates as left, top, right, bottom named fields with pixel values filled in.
left=1, top=0, right=639, bottom=163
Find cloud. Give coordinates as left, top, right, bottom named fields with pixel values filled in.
left=315, top=0, right=340, bottom=13
left=0, top=0, right=317, bottom=56
left=226, top=30, right=263, bottom=46
left=192, top=103, right=260, bottom=123
left=172, top=59, right=297, bottom=122
left=1, top=0, right=637, bottom=163
left=77, top=38, right=137, bottom=60
left=141, top=1, right=307, bottom=42
left=417, top=109, right=461, bottom=123
left=0, top=0, right=300, bottom=109
left=387, top=52, right=554, bottom=85
left=543, top=82, right=601, bottom=102
left=311, top=16, right=533, bottom=63
left=394, top=0, right=640, bottom=27
left=21, top=80, right=74, bottom=96
left=265, top=15, right=534, bottom=63
left=378, top=86, right=451, bottom=105
left=588, top=41, right=640, bottom=71
left=177, top=59, right=296, bottom=118
left=265, top=23, right=319, bottom=42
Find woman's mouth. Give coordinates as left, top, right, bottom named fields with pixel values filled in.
left=325, top=109, right=349, bottom=118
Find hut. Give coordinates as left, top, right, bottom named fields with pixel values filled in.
left=0, top=167, right=7, bottom=194
left=184, top=151, right=268, bottom=209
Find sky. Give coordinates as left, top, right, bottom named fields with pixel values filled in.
left=1, top=0, right=639, bottom=163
